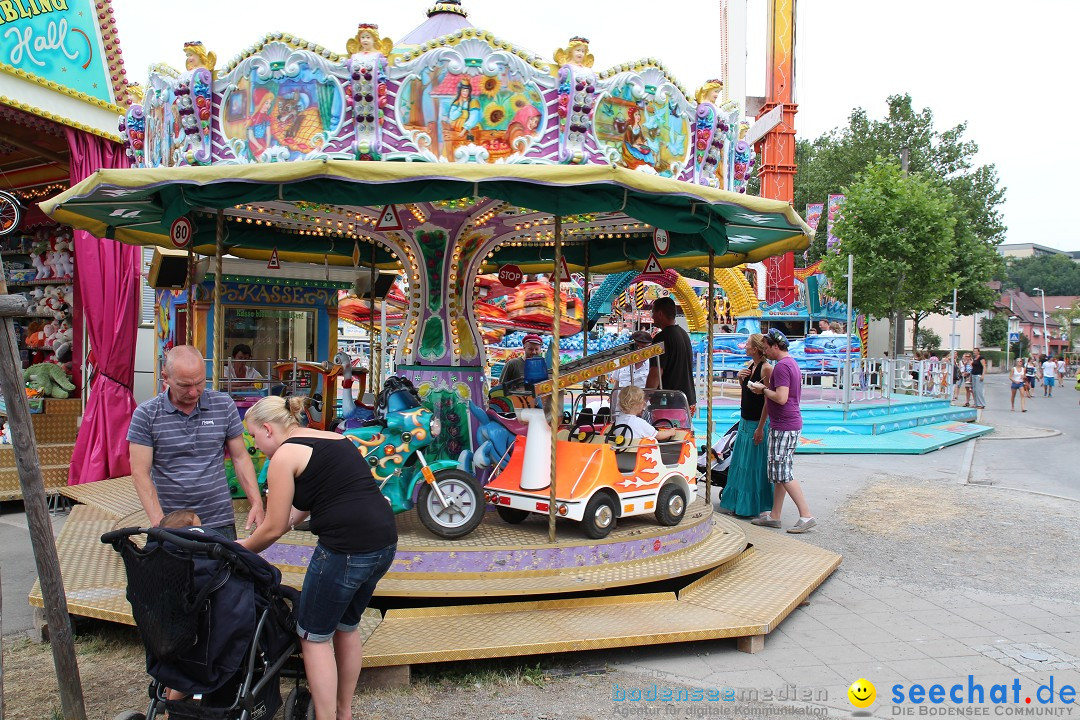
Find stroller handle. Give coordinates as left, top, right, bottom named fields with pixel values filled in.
left=100, top=526, right=231, bottom=562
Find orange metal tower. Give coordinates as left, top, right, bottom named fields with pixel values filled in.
left=757, top=0, right=798, bottom=305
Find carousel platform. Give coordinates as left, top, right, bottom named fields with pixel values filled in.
left=32, top=476, right=841, bottom=670
left=695, top=396, right=988, bottom=454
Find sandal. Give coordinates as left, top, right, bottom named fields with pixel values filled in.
left=963, top=402, right=970, bottom=407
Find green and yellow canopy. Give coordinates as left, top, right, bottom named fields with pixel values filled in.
left=41, top=161, right=810, bottom=272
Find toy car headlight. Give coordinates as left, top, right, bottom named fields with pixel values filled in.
left=429, top=416, right=441, bottom=437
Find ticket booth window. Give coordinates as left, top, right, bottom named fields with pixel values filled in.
left=223, top=306, right=317, bottom=368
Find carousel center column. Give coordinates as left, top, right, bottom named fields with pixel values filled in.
left=390, top=207, right=495, bottom=465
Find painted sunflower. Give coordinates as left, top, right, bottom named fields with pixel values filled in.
left=510, top=93, right=529, bottom=110
left=483, top=103, right=507, bottom=127
left=481, top=75, right=501, bottom=97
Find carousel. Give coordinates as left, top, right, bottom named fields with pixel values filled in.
left=34, top=1, right=840, bottom=676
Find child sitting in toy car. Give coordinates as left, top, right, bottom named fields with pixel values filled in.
left=613, top=386, right=678, bottom=442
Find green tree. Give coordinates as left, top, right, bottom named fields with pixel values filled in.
left=915, top=328, right=942, bottom=352
left=980, top=314, right=1007, bottom=348
left=1051, top=298, right=1080, bottom=350
left=821, top=160, right=957, bottom=355
left=1005, top=254, right=1080, bottom=296
left=794, top=94, right=1006, bottom=316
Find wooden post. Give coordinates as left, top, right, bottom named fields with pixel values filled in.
left=0, top=294, right=86, bottom=720
left=706, top=251, right=716, bottom=505
left=213, top=210, right=224, bottom=390
left=548, top=216, right=562, bottom=544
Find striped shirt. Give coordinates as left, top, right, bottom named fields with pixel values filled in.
left=127, top=390, right=243, bottom=528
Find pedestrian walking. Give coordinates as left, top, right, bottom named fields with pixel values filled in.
left=717, top=333, right=773, bottom=518
left=970, top=348, right=986, bottom=409
left=1010, top=359, right=1027, bottom=412
left=748, top=329, right=816, bottom=534
left=1024, top=357, right=1038, bottom=399
left=1042, top=355, right=1057, bottom=397
left=960, top=353, right=974, bottom=406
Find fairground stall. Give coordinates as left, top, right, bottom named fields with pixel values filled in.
left=0, top=0, right=137, bottom=497
left=37, top=0, right=842, bottom=677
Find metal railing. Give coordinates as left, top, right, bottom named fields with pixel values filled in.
left=692, top=354, right=960, bottom=413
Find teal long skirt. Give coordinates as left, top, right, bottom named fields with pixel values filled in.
left=718, top=418, right=773, bottom=517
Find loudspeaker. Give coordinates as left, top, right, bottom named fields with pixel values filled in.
left=353, top=271, right=396, bottom=300
left=148, top=247, right=208, bottom=289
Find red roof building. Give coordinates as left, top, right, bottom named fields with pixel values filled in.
left=995, top=289, right=1076, bottom=357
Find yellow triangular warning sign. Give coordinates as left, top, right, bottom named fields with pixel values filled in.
left=556, top=256, right=572, bottom=283
left=376, top=204, right=403, bottom=231
left=267, top=247, right=281, bottom=270
left=642, top=252, right=664, bottom=275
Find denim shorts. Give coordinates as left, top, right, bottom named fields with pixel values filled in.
left=296, top=542, right=397, bottom=643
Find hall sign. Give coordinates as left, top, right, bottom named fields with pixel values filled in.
left=0, top=0, right=117, bottom=105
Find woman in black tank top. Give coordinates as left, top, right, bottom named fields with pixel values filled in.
left=238, top=396, right=397, bottom=720
left=717, top=333, right=775, bottom=517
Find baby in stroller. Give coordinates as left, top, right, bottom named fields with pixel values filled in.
left=103, top=520, right=310, bottom=720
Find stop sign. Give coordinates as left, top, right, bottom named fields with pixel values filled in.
left=498, top=264, right=523, bottom=287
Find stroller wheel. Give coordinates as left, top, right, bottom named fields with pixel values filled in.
left=284, top=687, right=315, bottom=720
left=113, top=712, right=145, bottom=720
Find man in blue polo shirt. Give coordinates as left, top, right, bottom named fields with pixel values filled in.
left=128, top=345, right=264, bottom=539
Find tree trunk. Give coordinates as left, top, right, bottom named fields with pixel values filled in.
left=911, top=313, right=921, bottom=352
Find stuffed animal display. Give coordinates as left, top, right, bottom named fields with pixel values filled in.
left=23, top=362, right=75, bottom=399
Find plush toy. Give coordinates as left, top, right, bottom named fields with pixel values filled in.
left=53, top=320, right=73, bottom=361
left=43, top=286, right=67, bottom=317
left=41, top=320, right=58, bottom=351
left=28, top=288, right=45, bottom=313
left=53, top=231, right=74, bottom=278
left=24, top=320, right=46, bottom=349
left=24, top=362, right=75, bottom=399
left=30, top=251, right=48, bottom=280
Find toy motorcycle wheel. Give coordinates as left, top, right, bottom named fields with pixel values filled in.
left=496, top=506, right=530, bottom=524
left=654, top=483, right=686, bottom=526
left=417, top=469, right=485, bottom=539
left=581, top=492, right=616, bottom=539
left=0, top=190, right=22, bottom=237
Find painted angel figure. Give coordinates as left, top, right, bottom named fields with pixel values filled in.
left=346, top=23, right=393, bottom=56
left=695, top=78, right=723, bottom=106
left=554, top=36, right=594, bottom=69
left=183, top=41, right=216, bottom=75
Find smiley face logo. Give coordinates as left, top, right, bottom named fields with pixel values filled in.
left=848, top=678, right=876, bottom=708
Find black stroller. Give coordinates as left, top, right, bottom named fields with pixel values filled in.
left=102, top=526, right=311, bottom=720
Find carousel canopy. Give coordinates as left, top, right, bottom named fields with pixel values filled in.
left=40, top=160, right=810, bottom=272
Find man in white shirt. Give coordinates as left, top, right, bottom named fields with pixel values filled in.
left=1041, top=355, right=1057, bottom=397
left=224, top=344, right=264, bottom=387
left=609, top=330, right=652, bottom=391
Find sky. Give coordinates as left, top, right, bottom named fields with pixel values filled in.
left=108, top=0, right=1080, bottom=250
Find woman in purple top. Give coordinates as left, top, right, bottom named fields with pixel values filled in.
left=747, top=329, right=817, bottom=534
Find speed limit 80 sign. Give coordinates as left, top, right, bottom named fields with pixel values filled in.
left=170, top=216, right=194, bottom=249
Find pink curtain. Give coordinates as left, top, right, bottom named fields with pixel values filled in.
left=64, top=128, right=140, bottom=484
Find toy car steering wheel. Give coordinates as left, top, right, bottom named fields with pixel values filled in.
left=652, top=418, right=675, bottom=430
left=571, top=422, right=597, bottom=443
left=606, top=423, right=634, bottom=453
